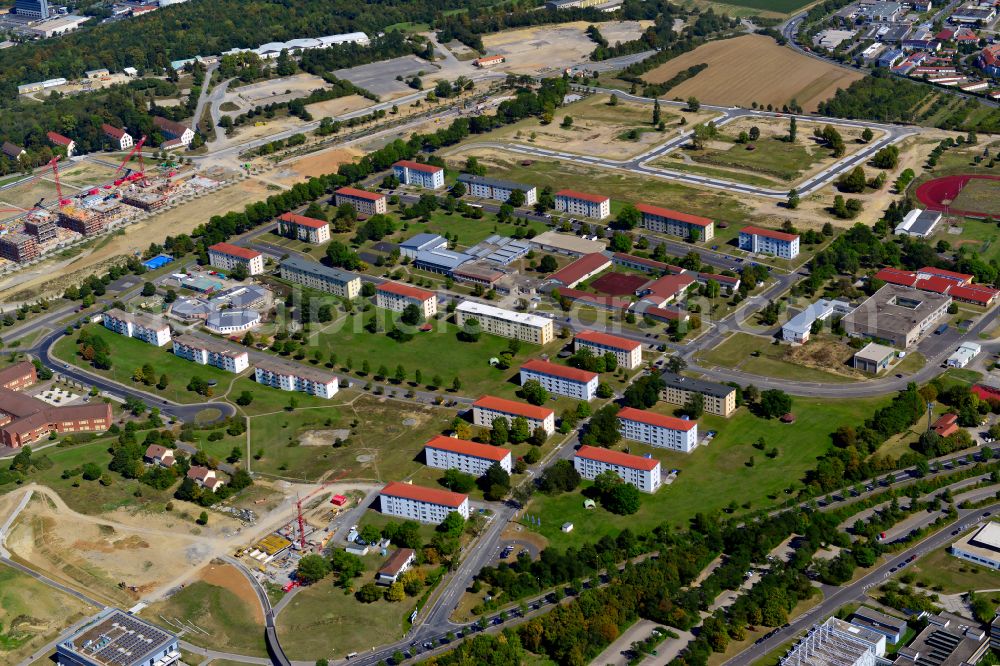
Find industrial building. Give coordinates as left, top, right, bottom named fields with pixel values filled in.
left=573, top=445, right=661, bottom=493
left=464, top=234, right=531, bottom=266
left=412, top=246, right=473, bottom=275
left=208, top=242, right=264, bottom=276
left=554, top=189, right=611, bottom=219
left=334, top=186, right=387, bottom=216
left=172, top=334, right=249, bottom=373
left=780, top=616, right=885, bottom=666
left=894, top=208, right=942, bottom=238
left=376, top=281, right=438, bottom=318
left=55, top=608, right=179, bottom=666
left=947, top=342, right=981, bottom=368
left=781, top=298, right=854, bottom=343
left=952, top=521, right=1000, bottom=569
left=852, top=342, right=896, bottom=374
left=392, top=160, right=445, bottom=189
left=379, top=481, right=470, bottom=523
left=659, top=372, right=737, bottom=417
left=457, top=173, right=537, bottom=206
left=547, top=252, right=612, bottom=289
left=102, top=308, right=171, bottom=346
left=637, top=203, right=714, bottom=241
left=841, top=284, right=951, bottom=348
left=519, top=359, right=599, bottom=401
left=400, top=233, right=448, bottom=259
left=574, top=330, right=643, bottom=370
left=472, top=395, right=555, bottom=435
left=424, top=434, right=512, bottom=475
left=851, top=607, right=908, bottom=644
left=280, top=256, right=361, bottom=299
left=739, top=226, right=800, bottom=259
left=894, top=612, right=989, bottom=665
left=617, top=406, right=698, bottom=453
left=254, top=358, right=339, bottom=398
left=278, top=212, right=330, bottom=245
left=455, top=301, right=554, bottom=344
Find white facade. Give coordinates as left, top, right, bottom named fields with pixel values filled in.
left=392, top=161, right=445, bottom=189
left=334, top=188, right=388, bottom=216
left=376, top=283, right=438, bottom=318
left=207, top=243, right=264, bottom=275
left=425, top=436, right=512, bottom=474
left=102, top=308, right=171, bottom=346
left=947, top=342, right=981, bottom=368
left=455, top=300, right=554, bottom=344
left=280, top=257, right=361, bottom=299
left=472, top=396, right=555, bottom=435
left=379, top=483, right=470, bottom=523
left=573, top=445, right=661, bottom=493
left=554, top=191, right=610, bottom=219
left=458, top=174, right=537, bottom=206
left=618, top=407, right=698, bottom=453
left=738, top=227, right=800, bottom=259
left=519, top=361, right=598, bottom=401
left=172, top=336, right=249, bottom=373
left=574, top=331, right=642, bottom=370
left=254, top=362, right=338, bottom=398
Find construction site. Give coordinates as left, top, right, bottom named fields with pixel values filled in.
left=0, top=138, right=224, bottom=269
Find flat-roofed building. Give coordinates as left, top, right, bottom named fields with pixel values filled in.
left=58, top=206, right=106, bottom=237
left=547, top=252, right=612, bottom=289
left=574, top=329, right=643, bottom=369
left=520, top=359, right=599, bottom=401
left=842, top=284, right=951, bottom=348
left=207, top=242, right=264, bottom=275
left=852, top=342, right=896, bottom=374
left=951, top=521, right=1000, bottom=569
left=637, top=203, right=714, bottom=241
left=782, top=298, right=853, bottom=343
left=947, top=341, right=981, bottom=369
left=0, top=232, right=39, bottom=263
left=254, top=358, right=338, bottom=398
left=376, top=281, right=437, bottom=318
left=457, top=174, right=537, bottom=206
left=472, top=395, right=555, bottom=434
left=102, top=308, right=171, bottom=346
left=280, top=256, right=361, bottom=299
left=739, top=225, right=800, bottom=259
left=278, top=212, right=330, bottom=244
left=781, top=617, right=885, bottom=666
left=334, top=187, right=387, bottom=216
left=24, top=212, right=58, bottom=244
left=400, top=233, right=448, bottom=259
left=659, top=371, right=737, bottom=417
left=172, top=334, right=249, bottom=373
left=573, top=444, right=661, bottom=493
left=530, top=230, right=606, bottom=256
left=617, top=406, right=698, bottom=453
left=392, top=160, right=445, bottom=189
left=455, top=301, right=554, bottom=344
left=851, top=606, right=908, bottom=644
left=554, top=190, right=610, bottom=219
left=56, top=608, right=180, bottom=666
left=424, top=434, right=512, bottom=474
left=379, top=481, right=470, bottom=523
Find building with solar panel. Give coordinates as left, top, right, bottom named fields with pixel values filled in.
left=56, top=608, right=179, bottom=666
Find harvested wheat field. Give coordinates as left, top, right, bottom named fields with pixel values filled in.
left=643, top=34, right=863, bottom=112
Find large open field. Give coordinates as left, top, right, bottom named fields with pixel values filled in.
left=642, top=35, right=864, bottom=112
left=695, top=332, right=868, bottom=383
left=481, top=21, right=650, bottom=75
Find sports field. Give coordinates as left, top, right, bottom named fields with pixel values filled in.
left=916, top=175, right=1000, bottom=220
left=642, top=35, right=864, bottom=112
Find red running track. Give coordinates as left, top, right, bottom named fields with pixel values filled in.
left=915, top=174, right=1000, bottom=220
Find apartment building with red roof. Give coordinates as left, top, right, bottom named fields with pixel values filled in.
left=554, top=189, right=611, bottom=219
left=573, top=445, right=661, bottom=493
left=207, top=242, right=264, bottom=275
left=380, top=481, right=470, bottom=523
left=101, top=124, right=134, bottom=150
left=472, top=395, right=555, bottom=434
left=392, top=160, right=445, bottom=189
left=375, top=281, right=438, bottom=318
left=618, top=406, right=698, bottom=453
left=334, top=186, right=387, bottom=216
left=574, top=330, right=643, bottom=369
left=520, top=358, right=599, bottom=401
left=636, top=203, right=714, bottom=241
left=739, top=225, right=800, bottom=259
left=46, top=131, right=75, bottom=157
left=424, top=435, right=512, bottom=474
left=278, top=212, right=330, bottom=245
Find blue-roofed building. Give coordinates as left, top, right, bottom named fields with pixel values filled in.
left=781, top=298, right=854, bottom=343
left=878, top=48, right=905, bottom=68
left=413, top=247, right=473, bottom=274
left=400, top=233, right=448, bottom=259
left=143, top=254, right=174, bottom=270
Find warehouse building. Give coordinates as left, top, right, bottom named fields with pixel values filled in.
left=334, top=186, right=387, bottom=216
left=781, top=298, right=853, bottom=343
left=519, top=359, right=599, bottom=401
left=278, top=212, right=330, bottom=245
left=424, top=434, right=512, bottom=475
left=280, top=256, right=361, bottom=299
left=530, top=230, right=606, bottom=256
left=547, top=252, right=612, bottom=289
left=637, top=203, right=714, bottom=241
left=392, top=160, right=445, bottom=189
left=379, top=481, right=470, bottom=523
left=780, top=617, right=885, bottom=666
left=659, top=371, right=737, bottom=417
left=472, top=395, right=555, bottom=435
left=852, top=342, right=896, bottom=374
left=842, top=284, right=951, bottom=348
left=56, top=608, right=180, bottom=666
left=455, top=301, right=553, bottom=344
left=457, top=174, right=537, bottom=206
left=172, top=334, right=249, bottom=373
left=376, top=281, right=438, bottom=318
left=618, top=406, right=698, bottom=453
left=255, top=358, right=339, bottom=398
left=573, top=445, right=661, bottom=493
left=574, top=330, right=643, bottom=370
left=400, top=233, right=448, bottom=259
left=102, top=308, right=171, bottom=346
left=894, top=208, right=942, bottom=238
left=554, top=190, right=610, bottom=219
left=738, top=226, right=800, bottom=259
left=207, top=242, right=264, bottom=276
left=947, top=342, right=981, bottom=368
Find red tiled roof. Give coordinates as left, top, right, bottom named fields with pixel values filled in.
left=557, top=287, right=631, bottom=311
left=698, top=271, right=740, bottom=285
left=393, top=159, right=442, bottom=174
left=973, top=384, right=1000, bottom=401
left=635, top=203, right=712, bottom=227
left=741, top=225, right=798, bottom=242
left=381, top=481, right=467, bottom=507
left=378, top=548, right=416, bottom=576
left=982, top=45, right=1000, bottom=67
left=918, top=266, right=972, bottom=283
left=618, top=406, right=697, bottom=431
left=425, top=434, right=511, bottom=461
left=555, top=189, right=609, bottom=204
left=46, top=131, right=73, bottom=146
left=521, top=358, right=598, bottom=383
left=377, top=280, right=435, bottom=301
left=915, top=275, right=955, bottom=294
left=279, top=212, right=328, bottom=229
left=642, top=305, right=688, bottom=321
left=932, top=412, right=959, bottom=438
left=187, top=465, right=213, bottom=481
left=875, top=267, right=919, bottom=287
left=613, top=252, right=675, bottom=272
left=575, top=329, right=641, bottom=352
left=548, top=252, right=611, bottom=286
left=575, top=444, right=659, bottom=471
left=473, top=395, right=554, bottom=421
left=208, top=242, right=261, bottom=261
left=949, top=284, right=999, bottom=305
left=102, top=123, right=127, bottom=139
left=336, top=186, right=385, bottom=202
left=153, top=116, right=191, bottom=137
left=642, top=272, right=696, bottom=299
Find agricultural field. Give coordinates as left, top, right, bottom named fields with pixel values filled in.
left=524, top=394, right=892, bottom=548
left=642, top=35, right=864, bottom=112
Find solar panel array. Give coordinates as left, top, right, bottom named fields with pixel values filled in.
left=913, top=630, right=962, bottom=666
left=466, top=235, right=531, bottom=265
left=73, top=611, right=173, bottom=666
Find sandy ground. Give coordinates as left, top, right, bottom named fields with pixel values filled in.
left=231, top=73, right=329, bottom=105
left=273, top=147, right=363, bottom=185
left=482, top=21, right=650, bottom=75
left=642, top=34, right=864, bottom=112
left=199, top=562, right=264, bottom=623
left=305, top=94, right=376, bottom=119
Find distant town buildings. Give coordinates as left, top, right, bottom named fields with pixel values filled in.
left=102, top=308, right=171, bottom=346
left=573, top=445, right=661, bottom=493
left=379, top=481, right=470, bottom=523
left=207, top=242, right=264, bottom=276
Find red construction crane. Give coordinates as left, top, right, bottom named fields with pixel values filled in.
left=0, top=158, right=65, bottom=215
left=294, top=468, right=351, bottom=551
left=50, top=157, right=69, bottom=207
left=112, top=135, right=147, bottom=185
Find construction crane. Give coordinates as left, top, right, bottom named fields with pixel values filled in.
left=294, top=468, right=351, bottom=551
left=112, top=135, right=147, bottom=185
left=0, top=157, right=65, bottom=217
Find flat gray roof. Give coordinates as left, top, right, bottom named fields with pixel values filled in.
left=660, top=371, right=735, bottom=398
left=854, top=342, right=896, bottom=363
left=281, top=256, right=360, bottom=284
left=458, top=173, right=535, bottom=193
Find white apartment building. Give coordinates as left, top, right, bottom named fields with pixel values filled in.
left=278, top=212, right=331, bottom=245
left=102, top=124, right=134, bottom=151
left=102, top=308, right=171, bottom=346
left=617, top=406, right=698, bottom=453
left=573, top=445, right=661, bottom=493
left=554, top=189, right=610, bottom=219
left=457, top=174, right=537, bottom=206
left=472, top=395, right=555, bottom=435
left=455, top=301, right=554, bottom=344
left=207, top=242, right=264, bottom=276
left=574, top=330, right=642, bottom=370
left=392, top=160, right=445, bottom=189
left=379, top=481, right=470, bottom=523
left=172, top=334, right=249, bottom=373
left=279, top=256, right=361, bottom=298
left=519, top=359, right=599, bottom=401
left=636, top=203, right=715, bottom=241
left=254, top=359, right=339, bottom=398
left=376, top=281, right=438, bottom=318
left=424, top=434, right=512, bottom=475
left=334, top=187, right=388, bottom=216
left=738, top=226, right=800, bottom=259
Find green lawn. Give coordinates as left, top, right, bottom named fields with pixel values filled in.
left=695, top=332, right=857, bottom=383
left=907, top=543, right=1000, bottom=594
left=524, top=394, right=892, bottom=548
left=660, top=135, right=823, bottom=183
left=656, top=155, right=780, bottom=188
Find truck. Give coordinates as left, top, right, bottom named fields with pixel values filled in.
left=935, top=323, right=949, bottom=334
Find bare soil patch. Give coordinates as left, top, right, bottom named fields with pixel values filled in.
left=482, top=21, right=649, bottom=75
left=785, top=338, right=863, bottom=378
left=279, top=147, right=363, bottom=183
left=300, top=428, right=352, bottom=446
left=231, top=73, right=329, bottom=105
left=642, top=34, right=863, bottom=112
left=305, top=94, right=374, bottom=119
left=198, top=562, right=264, bottom=623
